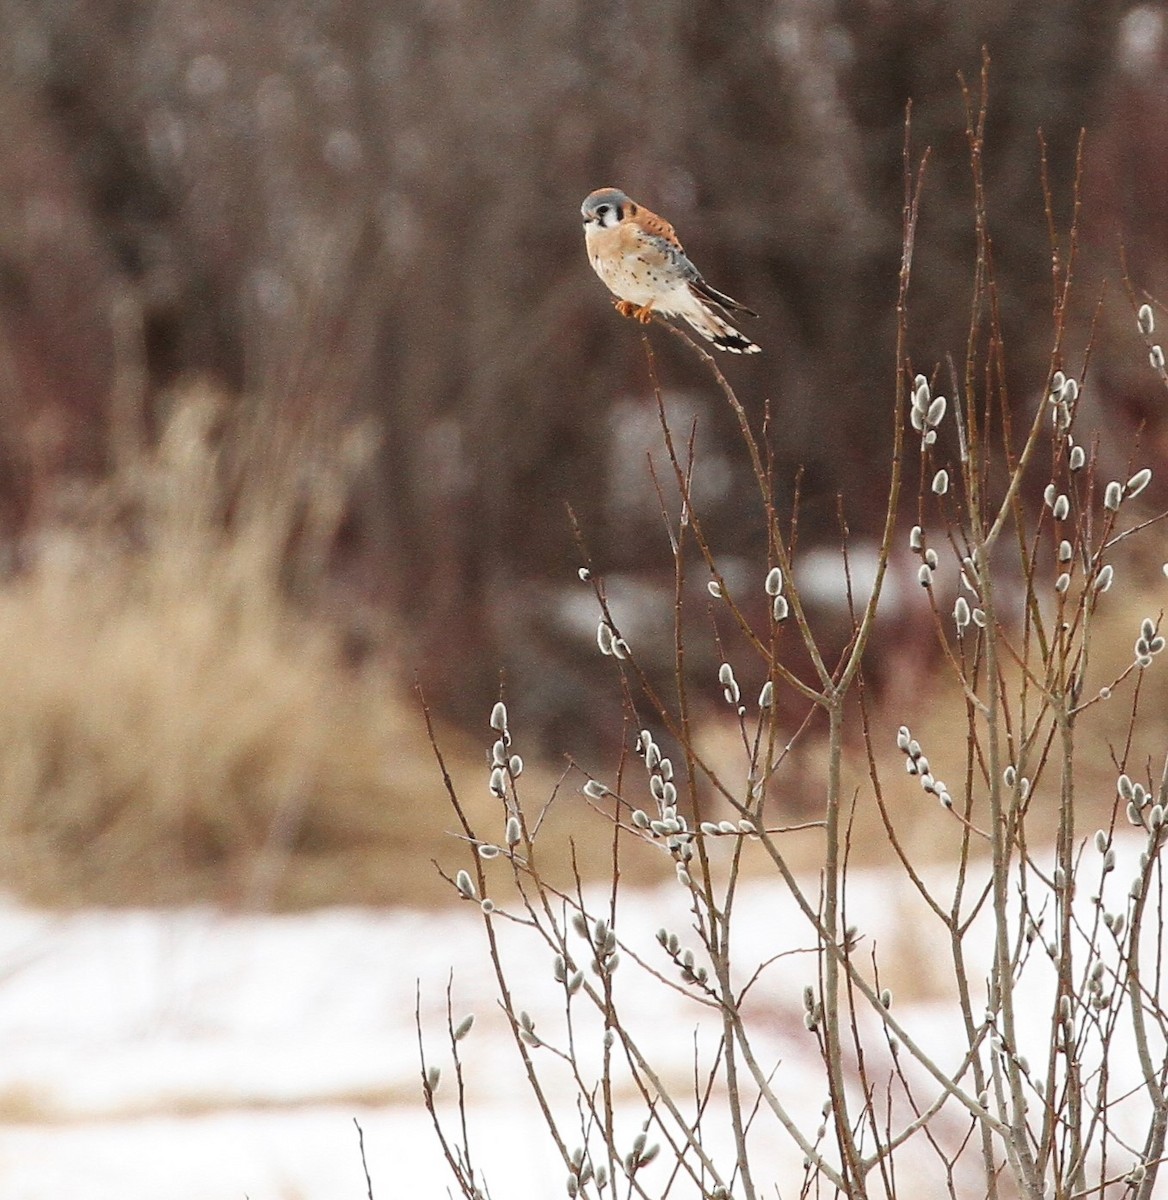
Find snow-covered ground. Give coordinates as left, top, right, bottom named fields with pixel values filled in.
left=0, top=903, right=510, bottom=1198
left=0, top=839, right=1159, bottom=1198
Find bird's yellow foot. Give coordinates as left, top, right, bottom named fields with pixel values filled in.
left=613, top=299, right=638, bottom=319
left=631, top=304, right=655, bottom=324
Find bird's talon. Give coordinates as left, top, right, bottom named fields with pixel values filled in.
left=633, top=305, right=655, bottom=324
left=613, top=299, right=637, bottom=319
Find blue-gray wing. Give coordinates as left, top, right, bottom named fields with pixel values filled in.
left=639, top=232, right=758, bottom=318
left=637, top=233, right=701, bottom=282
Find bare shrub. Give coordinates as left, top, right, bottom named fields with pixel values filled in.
left=422, top=83, right=1168, bottom=1200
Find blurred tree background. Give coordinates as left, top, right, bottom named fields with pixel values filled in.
left=0, top=0, right=1165, bottom=758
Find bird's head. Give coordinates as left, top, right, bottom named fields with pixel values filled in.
left=581, top=188, right=634, bottom=230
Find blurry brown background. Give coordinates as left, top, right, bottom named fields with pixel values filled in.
left=0, top=0, right=1165, bottom=904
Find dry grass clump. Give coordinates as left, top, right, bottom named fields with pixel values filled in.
left=0, top=389, right=496, bottom=908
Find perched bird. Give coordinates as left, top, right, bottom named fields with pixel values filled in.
left=581, top=187, right=760, bottom=354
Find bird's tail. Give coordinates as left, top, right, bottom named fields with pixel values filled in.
left=683, top=304, right=761, bottom=354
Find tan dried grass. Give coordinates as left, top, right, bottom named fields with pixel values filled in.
left=0, top=389, right=494, bottom=908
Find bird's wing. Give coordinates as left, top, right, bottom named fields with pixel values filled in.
left=618, top=224, right=698, bottom=279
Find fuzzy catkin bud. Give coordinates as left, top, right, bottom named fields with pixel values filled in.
left=954, top=596, right=971, bottom=631
left=1138, top=304, right=1155, bottom=336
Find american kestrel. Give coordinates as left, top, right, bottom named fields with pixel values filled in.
left=581, top=187, right=760, bottom=354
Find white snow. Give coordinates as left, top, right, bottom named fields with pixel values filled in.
left=0, top=837, right=1160, bottom=1197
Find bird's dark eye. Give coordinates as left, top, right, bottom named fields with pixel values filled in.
left=596, top=205, right=609, bottom=218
